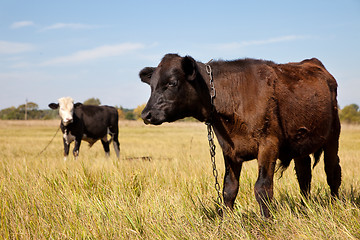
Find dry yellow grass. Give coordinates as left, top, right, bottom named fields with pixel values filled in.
left=0, top=120, right=359, bottom=239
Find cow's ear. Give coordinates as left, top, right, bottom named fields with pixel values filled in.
left=181, top=56, right=197, bottom=81
left=74, top=102, right=82, bottom=108
left=48, top=103, right=59, bottom=109
left=139, top=67, right=155, bottom=85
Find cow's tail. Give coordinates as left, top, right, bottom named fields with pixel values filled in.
left=276, top=148, right=323, bottom=178
left=313, top=148, right=323, bottom=168
left=276, top=158, right=292, bottom=179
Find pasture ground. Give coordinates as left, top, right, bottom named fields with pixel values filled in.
left=0, top=120, right=359, bottom=239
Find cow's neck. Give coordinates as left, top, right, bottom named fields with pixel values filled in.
left=197, top=61, right=248, bottom=148
left=189, top=62, right=213, bottom=122
left=197, top=61, right=242, bottom=123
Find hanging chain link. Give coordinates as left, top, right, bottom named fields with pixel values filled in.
left=206, top=122, right=222, bottom=206
left=205, top=61, right=216, bottom=107
left=205, top=61, right=222, bottom=207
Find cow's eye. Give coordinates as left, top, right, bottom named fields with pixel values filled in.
left=168, top=80, right=177, bottom=87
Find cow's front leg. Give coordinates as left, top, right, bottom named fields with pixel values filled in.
left=73, top=138, right=82, bottom=160
left=254, top=137, right=279, bottom=218
left=223, top=155, right=242, bottom=209
left=63, top=138, right=70, bottom=161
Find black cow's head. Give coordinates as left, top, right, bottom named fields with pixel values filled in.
left=139, top=54, right=207, bottom=125
left=49, top=97, right=82, bottom=126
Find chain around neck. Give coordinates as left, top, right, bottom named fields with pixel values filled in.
left=205, top=60, right=216, bottom=124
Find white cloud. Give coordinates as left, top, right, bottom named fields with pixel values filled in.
left=216, top=35, right=310, bottom=50
left=41, top=23, right=102, bottom=31
left=10, top=21, right=35, bottom=29
left=9, top=62, right=32, bottom=69
left=40, top=43, right=145, bottom=66
left=0, top=41, right=35, bottom=54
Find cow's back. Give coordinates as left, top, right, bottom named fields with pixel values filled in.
left=75, top=105, right=118, bottom=138
left=273, top=58, right=338, bottom=158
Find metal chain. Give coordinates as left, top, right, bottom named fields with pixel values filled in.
left=206, top=122, right=222, bottom=206
left=37, top=126, right=61, bottom=156
left=205, top=61, right=222, bottom=207
left=205, top=61, right=216, bottom=107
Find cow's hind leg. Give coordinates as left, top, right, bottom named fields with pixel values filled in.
left=323, top=115, right=341, bottom=197
left=112, top=133, right=120, bottom=159
left=294, top=156, right=312, bottom=198
left=323, top=139, right=341, bottom=197
left=101, top=137, right=110, bottom=157
left=109, top=125, right=120, bottom=159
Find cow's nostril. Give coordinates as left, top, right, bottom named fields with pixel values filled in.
left=142, top=111, right=152, bottom=124
left=145, top=112, right=151, bottom=121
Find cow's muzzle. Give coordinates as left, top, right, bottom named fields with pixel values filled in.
left=141, top=110, right=163, bottom=125
left=62, top=118, right=73, bottom=126
left=141, top=111, right=152, bottom=125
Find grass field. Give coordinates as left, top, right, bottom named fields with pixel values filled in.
left=0, top=120, right=359, bottom=239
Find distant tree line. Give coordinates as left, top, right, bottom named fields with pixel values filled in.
left=0, top=98, right=141, bottom=121
left=2, top=99, right=360, bottom=124
left=85, top=98, right=139, bottom=120
left=339, top=104, right=360, bottom=124
left=0, top=102, right=58, bottom=120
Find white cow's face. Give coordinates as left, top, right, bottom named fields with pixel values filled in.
left=58, top=97, right=74, bottom=126
left=49, top=97, right=79, bottom=126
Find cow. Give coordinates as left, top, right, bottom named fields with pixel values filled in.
left=139, top=53, right=341, bottom=218
left=49, top=97, right=120, bottom=160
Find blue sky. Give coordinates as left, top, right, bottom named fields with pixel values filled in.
left=1, top=0, right=359, bottom=110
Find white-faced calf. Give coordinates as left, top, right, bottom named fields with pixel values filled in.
left=49, top=97, right=120, bottom=160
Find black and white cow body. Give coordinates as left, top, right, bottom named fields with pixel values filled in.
left=49, top=97, right=120, bottom=160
